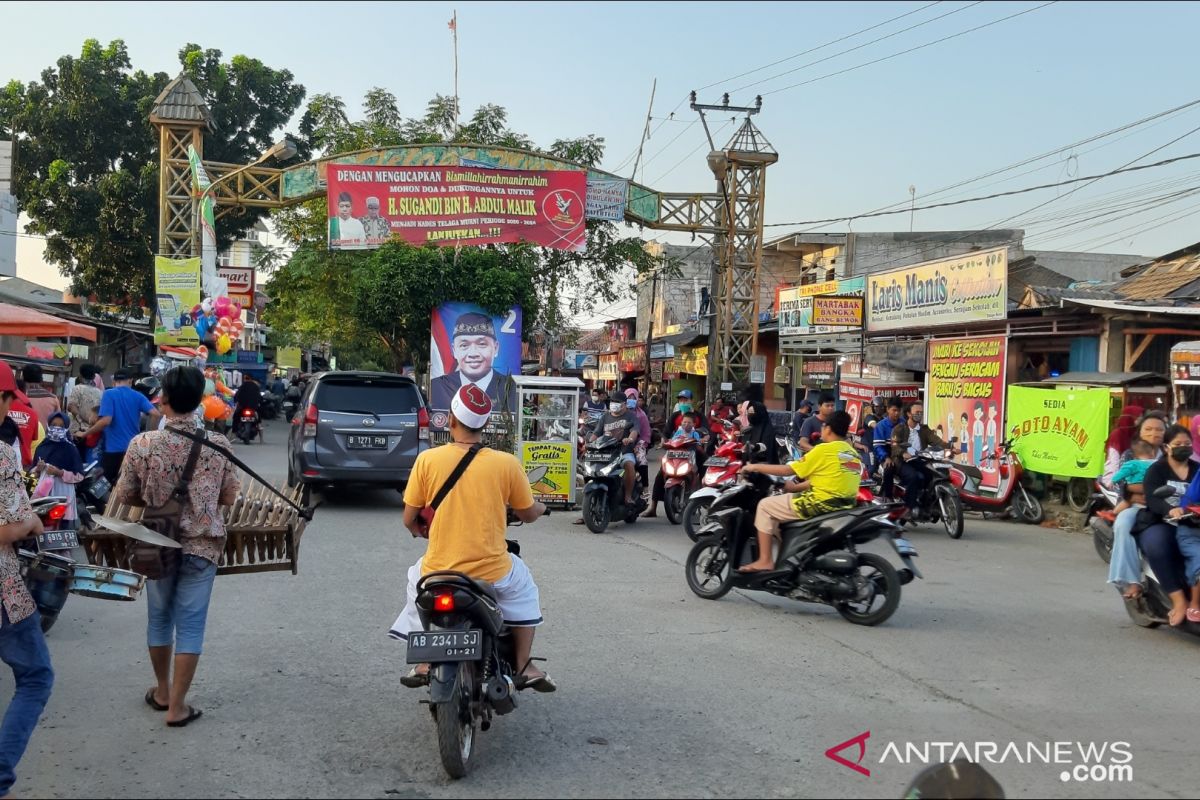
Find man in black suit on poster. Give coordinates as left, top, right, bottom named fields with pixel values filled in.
left=430, top=312, right=517, bottom=418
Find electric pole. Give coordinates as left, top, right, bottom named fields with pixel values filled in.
left=643, top=268, right=659, bottom=395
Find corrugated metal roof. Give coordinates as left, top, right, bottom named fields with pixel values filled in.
left=149, top=74, right=214, bottom=128
left=1064, top=298, right=1200, bottom=315
left=1116, top=248, right=1200, bottom=300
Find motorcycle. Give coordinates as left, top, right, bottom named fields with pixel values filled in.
left=74, top=460, right=112, bottom=532
left=234, top=406, right=260, bottom=444
left=948, top=439, right=1044, bottom=524
left=660, top=434, right=704, bottom=525
left=685, top=472, right=921, bottom=626
left=580, top=435, right=647, bottom=533
left=683, top=425, right=748, bottom=541
left=1123, top=486, right=1200, bottom=635
left=405, top=510, right=548, bottom=778
left=20, top=496, right=78, bottom=633
left=885, top=449, right=965, bottom=539
left=259, top=390, right=281, bottom=421
left=1088, top=481, right=1121, bottom=564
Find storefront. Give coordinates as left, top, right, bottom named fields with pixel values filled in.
left=777, top=278, right=866, bottom=409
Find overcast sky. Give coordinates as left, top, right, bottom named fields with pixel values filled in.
left=6, top=1, right=1200, bottom=324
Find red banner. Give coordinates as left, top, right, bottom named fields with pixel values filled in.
left=326, top=165, right=587, bottom=252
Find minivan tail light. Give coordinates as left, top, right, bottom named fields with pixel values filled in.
left=417, top=407, right=430, bottom=441
left=304, top=403, right=319, bottom=437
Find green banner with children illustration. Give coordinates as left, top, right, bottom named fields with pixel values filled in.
left=1008, top=386, right=1110, bottom=477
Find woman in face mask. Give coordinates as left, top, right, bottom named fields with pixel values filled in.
left=1135, top=425, right=1199, bottom=626
left=31, top=410, right=85, bottom=529
left=738, top=386, right=779, bottom=465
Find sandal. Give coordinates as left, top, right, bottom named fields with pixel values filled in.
left=516, top=672, right=558, bottom=693
left=1188, top=608, right=1200, bottom=624
left=145, top=689, right=168, bottom=712
left=399, top=666, right=430, bottom=688
left=166, top=706, right=203, bottom=727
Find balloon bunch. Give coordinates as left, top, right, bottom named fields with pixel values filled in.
left=189, top=295, right=245, bottom=354
left=201, top=367, right=234, bottom=422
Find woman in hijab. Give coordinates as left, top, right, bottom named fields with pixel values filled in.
left=1102, top=405, right=1143, bottom=490
left=31, top=410, right=85, bottom=528
left=738, top=385, right=779, bottom=465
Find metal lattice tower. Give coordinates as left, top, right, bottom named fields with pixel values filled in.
left=150, top=74, right=213, bottom=257
left=694, top=99, right=777, bottom=390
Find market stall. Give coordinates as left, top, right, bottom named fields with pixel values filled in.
left=1170, top=341, right=1200, bottom=412
left=513, top=375, right=584, bottom=508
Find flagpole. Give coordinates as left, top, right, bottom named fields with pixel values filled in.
left=452, top=10, right=459, bottom=138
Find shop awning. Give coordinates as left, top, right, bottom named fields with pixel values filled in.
left=1064, top=298, right=1200, bottom=316
left=0, top=302, right=97, bottom=342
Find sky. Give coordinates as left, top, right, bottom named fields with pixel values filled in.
left=6, top=0, right=1200, bottom=325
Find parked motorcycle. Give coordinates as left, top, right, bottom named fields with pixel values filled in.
left=660, top=434, right=704, bottom=525
left=1088, top=481, right=1120, bottom=564
left=74, top=460, right=112, bottom=532
left=948, top=440, right=1044, bottom=524
left=405, top=510, right=548, bottom=778
left=234, top=407, right=260, bottom=444
left=580, top=435, right=647, bottom=533
left=886, top=449, right=965, bottom=538
left=1124, top=486, right=1200, bottom=635
left=685, top=472, right=920, bottom=626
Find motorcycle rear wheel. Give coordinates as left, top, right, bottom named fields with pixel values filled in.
left=664, top=485, right=685, bottom=525
left=1092, top=520, right=1113, bottom=564
left=835, top=553, right=902, bottom=626
left=434, top=664, right=476, bottom=779
left=936, top=485, right=964, bottom=539
left=685, top=536, right=733, bottom=600
left=583, top=493, right=610, bottom=534
left=1011, top=485, right=1044, bottom=525
left=683, top=496, right=713, bottom=542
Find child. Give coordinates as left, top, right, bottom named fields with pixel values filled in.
left=30, top=411, right=84, bottom=529
left=671, top=412, right=703, bottom=444
left=1111, top=438, right=1157, bottom=515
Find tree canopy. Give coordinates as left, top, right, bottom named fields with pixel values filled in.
left=0, top=39, right=306, bottom=305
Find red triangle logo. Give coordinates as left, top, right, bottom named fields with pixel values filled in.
left=825, top=730, right=871, bottom=777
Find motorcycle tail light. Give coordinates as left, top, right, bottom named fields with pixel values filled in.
left=242, top=409, right=254, bottom=417
left=857, top=487, right=874, bottom=504
left=999, top=464, right=1010, bottom=479
left=949, top=469, right=964, bottom=489
left=47, top=504, right=67, bottom=521
left=433, top=592, right=455, bottom=613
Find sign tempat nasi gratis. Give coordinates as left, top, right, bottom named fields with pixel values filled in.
left=866, top=247, right=1008, bottom=333
left=925, top=336, right=1007, bottom=491
left=523, top=442, right=573, bottom=504
left=326, top=165, right=587, bottom=252
left=811, top=295, right=863, bottom=327
left=1007, top=386, right=1109, bottom=477
left=153, top=256, right=201, bottom=346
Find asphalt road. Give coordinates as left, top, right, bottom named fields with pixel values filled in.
left=9, top=423, right=1198, bottom=799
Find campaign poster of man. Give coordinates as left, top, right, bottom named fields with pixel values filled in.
left=429, top=302, right=522, bottom=430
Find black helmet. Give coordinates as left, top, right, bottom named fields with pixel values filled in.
left=133, top=375, right=161, bottom=401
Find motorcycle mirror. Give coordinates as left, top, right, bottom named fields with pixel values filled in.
left=1153, top=485, right=1177, bottom=499
left=901, top=760, right=1005, bottom=799
left=754, top=442, right=767, bottom=454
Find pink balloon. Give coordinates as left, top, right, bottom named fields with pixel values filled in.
left=231, top=302, right=243, bottom=319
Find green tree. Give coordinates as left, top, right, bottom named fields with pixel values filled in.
left=0, top=39, right=306, bottom=305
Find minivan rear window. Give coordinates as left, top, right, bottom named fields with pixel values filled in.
left=314, top=379, right=423, bottom=415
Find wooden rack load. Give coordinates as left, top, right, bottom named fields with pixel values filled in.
left=82, top=478, right=308, bottom=576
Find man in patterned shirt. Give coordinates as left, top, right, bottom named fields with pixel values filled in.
left=0, top=361, right=54, bottom=797
left=115, top=366, right=240, bottom=728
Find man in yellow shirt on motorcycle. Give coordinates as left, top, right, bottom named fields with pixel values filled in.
left=738, top=410, right=863, bottom=573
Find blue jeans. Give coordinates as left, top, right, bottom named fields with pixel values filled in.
left=1107, top=506, right=1143, bottom=589
left=147, top=555, right=218, bottom=655
left=0, top=610, right=54, bottom=797
left=1176, top=526, right=1200, bottom=588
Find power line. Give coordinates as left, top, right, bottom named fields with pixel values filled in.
left=728, top=1, right=982, bottom=95
left=759, top=2, right=1059, bottom=98
left=762, top=151, right=1200, bottom=227
left=697, top=0, right=946, bottom=92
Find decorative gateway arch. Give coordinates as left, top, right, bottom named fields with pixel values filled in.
left=150, top=74, right=776, bottom=391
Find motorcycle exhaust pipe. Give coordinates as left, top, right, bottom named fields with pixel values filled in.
left=486, top=675, right=517, bottom=715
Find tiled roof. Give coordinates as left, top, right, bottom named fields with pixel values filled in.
left=1116, top=246, right=1200, bottom=300
left=149, top=74, right=214, bottom=128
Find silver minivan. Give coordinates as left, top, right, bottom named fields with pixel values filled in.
left=287, top=371, right=429, bottom=489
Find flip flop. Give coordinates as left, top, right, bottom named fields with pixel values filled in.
left=399, top=666, right=430, bottom=688
left=572, top=518, right=586, bottom=525
left=516, top=672, right=558, bottom=693
left=166, top=706, right=203, bottom=727
left=1188, top=608, right=1200, bottom=624
left=145, top=689, right=168, bottom=712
